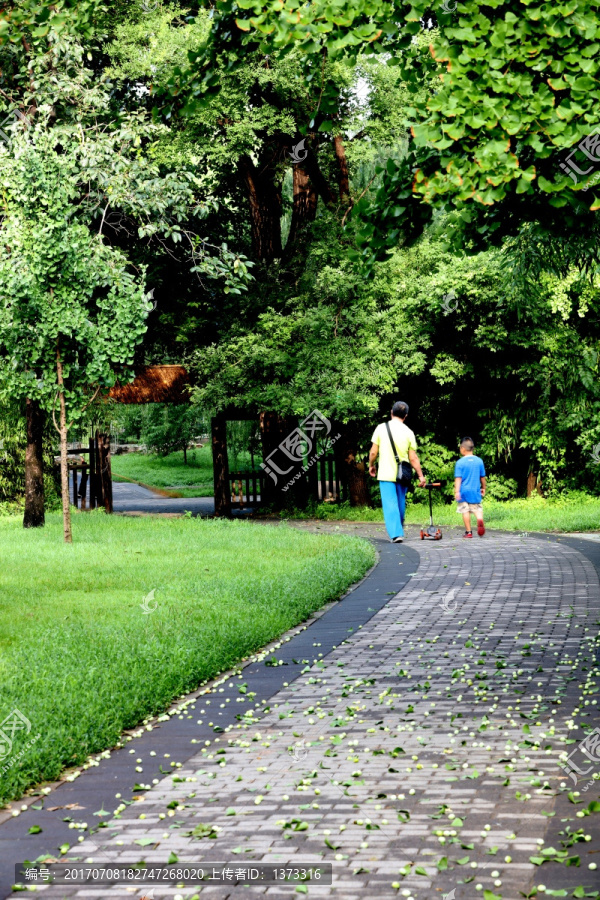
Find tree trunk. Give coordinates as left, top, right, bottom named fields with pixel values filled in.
left=98, top=431, right=113, bottom=514
left=23, top=398, right=45, bottom=528
left=294, top=143, right=337, bottom=210
left=337, top=425, right=371, bottom=507
left=56, top=344, right=72, bottom=543
left=238, top=155, right=283, bottom=263
left=526, top=471, right=543, bottom=497
left=286, top=165, right=318, bottom=251
left=212, top=414, right=231, bottom=517
left=333, top=135, right=350, bottom=203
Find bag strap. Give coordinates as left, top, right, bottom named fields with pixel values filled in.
left=384, top=421, right=401, bottom=469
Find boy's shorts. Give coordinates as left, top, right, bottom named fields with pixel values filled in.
left=457, top=501, right=483, bottom=516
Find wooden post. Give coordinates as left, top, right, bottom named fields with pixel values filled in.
left=56, top=343, right=73, bottom=544
left=72, top=465, right=78, bottom=508
left=98, top=432, right=113, bottom=513
left=79, top=464, right=88, bottom=511
left=319, top=456, right=327, bottom=501
left=307, top=446, right=319, bottom=501
left=88, top=435, right=96, bottom=509
left=94, top=432, right=103, bottom=508
left=259, top=411, right=280, bottom=508
left=212, top=415, right=231, bottom=517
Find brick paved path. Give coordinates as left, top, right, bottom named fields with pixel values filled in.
left=23, top=530, right=600, bottom=898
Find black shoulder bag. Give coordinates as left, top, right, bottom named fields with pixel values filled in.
left=385, top=421, right=413, bottom=487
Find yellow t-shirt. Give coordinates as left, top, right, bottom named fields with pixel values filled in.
left=372, top=420, right=417, bottom=482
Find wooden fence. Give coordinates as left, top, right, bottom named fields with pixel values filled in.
left=229, top=471, right=264, bottom=508
left=65, top=432, right=113, bottom=512
left=228, top=453, right=340, bottom=509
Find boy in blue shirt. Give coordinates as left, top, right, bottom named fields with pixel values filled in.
left=454, top=437, right=486, bottom=538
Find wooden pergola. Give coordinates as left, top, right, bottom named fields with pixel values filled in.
left=108, top=366, right=344, bottom=516
left=108, top=366, right=258, bottom=516
left=108, top=364, right=191, bottom=405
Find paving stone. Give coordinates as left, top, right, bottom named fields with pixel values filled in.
left=4, top=527, right=600, bottom=899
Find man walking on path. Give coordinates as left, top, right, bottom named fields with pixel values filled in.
left=369, top=401, right=426, bottom=542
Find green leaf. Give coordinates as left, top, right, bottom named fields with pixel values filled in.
left=186, top=823, right=219, bottom=839
left=28, top=825, right=42, bottom=834
left=134, top=838, right=155, bottom=847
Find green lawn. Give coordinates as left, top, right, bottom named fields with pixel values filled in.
left=0, top=512, right=374, bottom=805
left=111, top=447, right=215, bottom=496
left=293, top=492, right=600, bottom=533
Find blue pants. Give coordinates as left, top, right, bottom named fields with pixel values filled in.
left=379, top=480, right=408, bottom=539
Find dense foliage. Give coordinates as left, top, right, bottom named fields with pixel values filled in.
left=1, top=0, right=599, bottom=510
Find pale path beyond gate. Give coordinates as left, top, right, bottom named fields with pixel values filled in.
left=15, top=530, right=600, bottom=899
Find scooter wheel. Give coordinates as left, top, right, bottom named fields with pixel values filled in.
left=437, top=530, right=442, bottom=540
left=420, top=530, right=425, bottom=540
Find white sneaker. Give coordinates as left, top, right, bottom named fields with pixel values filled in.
left=391, top=536, right=403, bottom=543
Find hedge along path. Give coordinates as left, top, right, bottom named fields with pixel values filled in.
left=29, top=531, right=600, bottom=899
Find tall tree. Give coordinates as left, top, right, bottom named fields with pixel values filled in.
left=107, top=7, right=372, bottom=266
left=0, top=6, right=252, bottom=529
left=0, top=135, right=150, bottom=541
left=171, top=0, right=600, bottom=267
